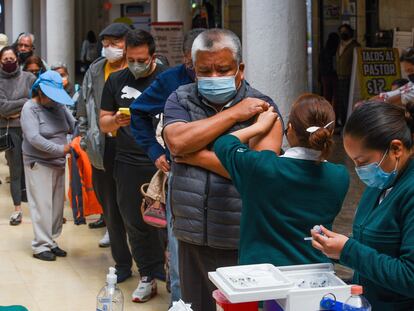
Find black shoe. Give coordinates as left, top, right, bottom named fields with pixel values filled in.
left=33, top=251, right=56, bottom=261
left=51, top=247, right=67, bottom=257
left=88, top=215, right=106, bottom=229
left=116, top=269, right=132, bottom=283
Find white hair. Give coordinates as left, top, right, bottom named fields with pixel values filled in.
left=18, top=32, right=35, bottom=45
left=191, top=29, right=242, bottom=64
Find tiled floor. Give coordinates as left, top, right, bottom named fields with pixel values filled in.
left=0, top=154, right=170, bottom=311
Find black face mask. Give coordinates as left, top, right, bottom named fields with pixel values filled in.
left=1, top=61, right=18, bottom=73
left=340, top=33, right=351, bottom=41
left=408, top=74, right=414, bottom=83
left=18, top=51, right=33, bottom=63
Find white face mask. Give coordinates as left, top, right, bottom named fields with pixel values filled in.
left=103, top=46, right=124, bottom=63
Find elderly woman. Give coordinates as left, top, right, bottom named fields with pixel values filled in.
left=0, top=46, right=36, bottom=226
left=51, top=63, right=75, bottom=97
left=21, top=70, right=75, bottom=261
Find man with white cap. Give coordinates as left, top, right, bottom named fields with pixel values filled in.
left=77, top=23, right=130, bottom=246
left=20, top=70, right=75, bottom=261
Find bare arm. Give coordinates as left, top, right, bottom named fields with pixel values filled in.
left=99, top=110, right=130, bottom=133
left=231, top=108, right=280, bottom=144
left=175, top=109, right=281, bottom=178
left=249, top=116, right=283, bottom=154
left=164, top=98, right=270, bottom=155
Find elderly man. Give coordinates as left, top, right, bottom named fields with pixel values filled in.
left=130, top=28, right=205, bottom=304
left=15, top=33, right=47, bottom=68
left=163, top=28, right=283, bottom=311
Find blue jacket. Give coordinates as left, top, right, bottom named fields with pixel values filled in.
left=130, top=64, right=193, bottom=162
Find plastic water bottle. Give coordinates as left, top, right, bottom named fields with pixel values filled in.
left=96, top=267, right=124, bottom=311
left=342, top=285, right=371, bottom=311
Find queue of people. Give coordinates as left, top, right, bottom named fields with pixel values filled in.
left=1, top=23, right=414, bottom=311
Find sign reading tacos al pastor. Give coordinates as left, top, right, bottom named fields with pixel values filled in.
left=357, top=48, right=401, bottom=99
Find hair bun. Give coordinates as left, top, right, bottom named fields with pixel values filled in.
left=405, top=102, right=414, bottom=133
left=308, top=128, right=333, bottom=159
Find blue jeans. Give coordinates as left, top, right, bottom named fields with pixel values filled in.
left=167, top=173, right=181, bottom=302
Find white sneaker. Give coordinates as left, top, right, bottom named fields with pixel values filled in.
left=132, top=277, right=157, bottom=303
left=98, top=230, right=110, bottom=248
left=10, top=211, right=23, bottom=226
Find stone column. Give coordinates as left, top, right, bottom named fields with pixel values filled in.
left=4, top=0, right=32, bottom=42
left=156, top=0, right=192, bottom=32
left=45, top=0, right=75, bottom=78
left=242, top=0, right=307, bottom=121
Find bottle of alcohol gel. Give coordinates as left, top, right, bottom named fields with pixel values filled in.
left=343, top=285, right=371, bottom=311
left=96, top=267, right=124, bottom=311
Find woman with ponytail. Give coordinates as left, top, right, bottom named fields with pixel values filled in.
left=312, top=101, right=414, bottom=310
left=214, top=93, right=350, bottom=266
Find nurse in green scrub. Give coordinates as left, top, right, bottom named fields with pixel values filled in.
left=214, top=94, right=350, bottom=267
left=312, top=102, right=414, bottom=310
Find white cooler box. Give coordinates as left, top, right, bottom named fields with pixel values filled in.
left=208, top=263, right=352, bottom=311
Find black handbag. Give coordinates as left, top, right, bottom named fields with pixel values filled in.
left=0, top=121, right=14, bottom=152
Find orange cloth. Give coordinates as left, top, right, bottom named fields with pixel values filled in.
left=68, top=136, right=103, bottom=216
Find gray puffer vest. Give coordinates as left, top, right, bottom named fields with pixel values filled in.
left=170, top=81, right=276, bottom=250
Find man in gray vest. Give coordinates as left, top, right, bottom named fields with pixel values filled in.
left=163, top=29, right=283, bottom=311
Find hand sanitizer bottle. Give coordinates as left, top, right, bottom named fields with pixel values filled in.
left=96, top=267, right=124, bottom=311
left=343, top=286, right=371, bottom=311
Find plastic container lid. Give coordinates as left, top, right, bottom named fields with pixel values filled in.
left=351, top=285, right=363, bottom=295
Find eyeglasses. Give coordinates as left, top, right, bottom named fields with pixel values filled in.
left=101, top=38, right=124, bottom=47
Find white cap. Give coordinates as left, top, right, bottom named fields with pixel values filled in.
left=0, top=34, right=8, bottom=50
left=106, top=267, right=117, bottom=285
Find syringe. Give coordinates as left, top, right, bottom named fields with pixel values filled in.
left=304, top=225, right=324, bottom=241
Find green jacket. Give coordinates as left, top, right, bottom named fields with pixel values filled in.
left=336, top=39, right=360, bottom=78
left=340, top=159, right=414, bottom=310
left=214, top=135, right=349, bottom=266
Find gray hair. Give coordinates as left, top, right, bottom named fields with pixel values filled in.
left=17, top=32, right=35, bottom=45
left=191, top=28, right=242, bottom=64
left=183, top=28, right=205, bottom=54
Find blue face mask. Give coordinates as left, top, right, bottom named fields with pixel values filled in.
left=355, top=150, right=399, bottom=189
left=197, top=70, right=239, bottom=105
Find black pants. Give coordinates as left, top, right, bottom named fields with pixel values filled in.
left=113, top=160, right=165, bottom=277
left=5, top=127, right=25, bottom=206
left=91, top=138, right=131, bottom=273
left=178, top=241, right=238, bottom=311
left=336, top=77, right=351, bottom=126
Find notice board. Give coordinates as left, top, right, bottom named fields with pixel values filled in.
left=348, top=47, right=401, bottom=117
left=151, top=22, right=184, bottom=66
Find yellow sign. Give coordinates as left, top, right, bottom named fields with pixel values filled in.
left=357, top=48, right=401, bottom=99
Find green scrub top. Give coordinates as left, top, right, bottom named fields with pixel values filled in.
left=214, top=135, right=350, bottom=266
left=340, top=159, right=414, bottom=310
